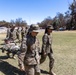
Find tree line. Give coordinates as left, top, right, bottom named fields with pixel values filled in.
left=0, top=18, right=27, bottom=27
left=0, top=0, right=76, bottom=30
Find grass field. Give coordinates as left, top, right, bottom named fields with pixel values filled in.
left=0, top=31, right=76, bottom=75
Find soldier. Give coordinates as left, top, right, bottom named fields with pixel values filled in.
left=3, top=38, right=11, bottom=57
left=5, top=24, right=17, bottom=58
left=8, top=24, right=17, bottom=42
left=18, top=24, right=41, bottom=75
left=2, top=38, right=20, bottom=59
left=6, top=25, right=11, bottom=38
left=40, top=25, right=56, bottom=75
left=16, top=27, right=20, bottom=43
left=25, top=26, right=28, bottom=36
left=21, top=26, right=26, bottom=41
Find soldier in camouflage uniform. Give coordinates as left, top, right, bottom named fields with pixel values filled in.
left=25, top=26, right=28, bottom=36
left=6, top=25, right=11, bottom=38
left=2, top=38, right=20, bottom=58
left=5, top=24, right=17, bottom=58
left=40, top=25, right=56, bottom=75
left=9, top=24, right=17, bottom=41
left=18, top=24, right=40, bottom=75
left=21, top=26, right=26, bottom=41
left=16, top=27, right=20, bottom=43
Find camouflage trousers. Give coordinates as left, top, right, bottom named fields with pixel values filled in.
left=40, top=53, right=54, bottom=73
left=21, top=33, right=25, bottom=41
left=24, top=64, right=40, bottom=75
left=16, top=34, right=20, bottom=42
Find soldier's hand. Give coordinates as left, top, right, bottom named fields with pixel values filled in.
left=44, top=52, right=47, bottom=55
left=19, top=64, right=25, bottom=71
left=20, top=66, right=25, bottom=71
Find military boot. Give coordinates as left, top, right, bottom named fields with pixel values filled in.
left=12, top=53, right=16, bottom=59
left=6, top=52, right=10, bottom=58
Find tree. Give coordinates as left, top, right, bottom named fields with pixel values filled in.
left=15, top=18, right=27, bottom=27
left=53, top=16, right=62, bottom=30
left=52, top=12, right=66, bottom=30
left=0, top=20, right=9, bottom=27
left=64, top=11, right=72, bottom=30
left=69, top=0, right=76, bottom=29
left=39, top=16, right=53, bottom=28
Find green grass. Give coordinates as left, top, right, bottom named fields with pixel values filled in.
left=0, top=31, right=76, bottom=75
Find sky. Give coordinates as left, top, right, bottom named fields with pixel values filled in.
left=0, top=0, right=73, bottom=24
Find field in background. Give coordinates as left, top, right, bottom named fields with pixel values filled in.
left=0, top=31, right=76, bottom=75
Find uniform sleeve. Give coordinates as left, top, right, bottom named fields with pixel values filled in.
left=37, top=38, right=41, bottom=54
left=18, top=38, right=27, bottom=67
left=49, top=34, right=53, bottom=53
left=6, top=28, right=10, bottom=38
left=42, top=34, right=48, bottom=53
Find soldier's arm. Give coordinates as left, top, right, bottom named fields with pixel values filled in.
left=18, top=38, right=27, bottom=67
left=37, top=38, right=41, bottom=54
left=49, top=35, right=53, bottom=53
left=42, top=34, right=48, bottom=53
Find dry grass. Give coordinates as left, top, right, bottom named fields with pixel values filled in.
left=0, top=31, right=76, bottom=75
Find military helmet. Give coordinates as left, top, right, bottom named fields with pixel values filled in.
left=46, top=25, right=54, bottom=30
left=29, top=24, right=40, bottom=32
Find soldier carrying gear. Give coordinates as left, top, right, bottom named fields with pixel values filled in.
left=40, top=25, right=56, bottom=75
left=2, top=38, right=20, bottom=59
left=18, top=24, right=41, bottom=75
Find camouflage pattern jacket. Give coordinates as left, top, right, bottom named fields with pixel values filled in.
left=21, top=28, right=26, bottom=36
left=16, top=28, right=20, bottom=36
left=9, top=28, right=17, bottom=40
left=18, top=35, right=40, bottom=66
left=6, top=28, right=11, bottom=38
left=42, top=33, right=53, bottom=54
left=3, top=42, right=20, bottom=51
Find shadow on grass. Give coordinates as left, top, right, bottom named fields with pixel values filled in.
left=0, top=58, right=49, bottom=75
left=0, top=60, right=25, bottom=75
left=0, top=56, right=8, bottom=59
left=0, top=43, right=5, bottom=45
left=41, top=69, right=49, bottom=74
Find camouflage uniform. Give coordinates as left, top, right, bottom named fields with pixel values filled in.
left=18, top=24, right=40, bottom=75
left=5, top=24, right=17, bottom=57
left=25, top=27, right=28, bottom=36
left=16, top=27, right=20, bottom=42
left=3, top=38, right=20, bottom=58
left=8, top=24, right=17, bottom=41
left=6, top=26, right=11, bottom=38
left=40, top=25, right=55, bottom=75
left=21, top=27, right=26, bottom=41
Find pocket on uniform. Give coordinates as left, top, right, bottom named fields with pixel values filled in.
left=24, top=57, right=37, bottom=65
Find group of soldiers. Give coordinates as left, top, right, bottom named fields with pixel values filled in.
left=1, top=24, right=56, bottom=75
left=18, top=24, right=55, bottom=75
left=1, top=24, right=28, bottom=58
left=6, top=24, right=28, bottom=42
